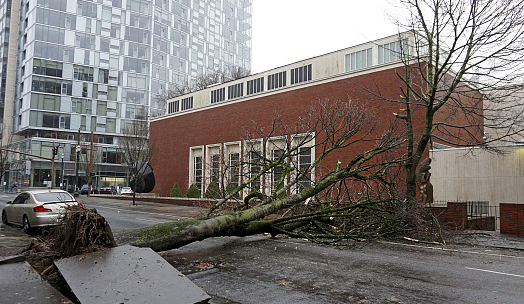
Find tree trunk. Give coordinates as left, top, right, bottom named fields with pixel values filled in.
left=116, top=147, right=394, bottom=251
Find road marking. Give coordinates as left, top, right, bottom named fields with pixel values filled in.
left=380, top=241, right=524, bottom=260
left=465, top=267, right=524, bottom=278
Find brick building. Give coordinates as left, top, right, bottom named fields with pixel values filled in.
left=150, top=32, right=482, bottom=198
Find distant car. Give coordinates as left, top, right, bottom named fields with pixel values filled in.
left=1, top=189, right=83, bottom=233
left=99, top=186, right=117, bottom=195
left=80, top=184, right=98, bottom=194
left=120, top=187, right=133, bottom=195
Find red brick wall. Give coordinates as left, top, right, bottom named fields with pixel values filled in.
left=429, top=202, right=467, bottom=229
left=500, top=203, right=524, bottom=236
left=150, top=65, right=482, bottom=197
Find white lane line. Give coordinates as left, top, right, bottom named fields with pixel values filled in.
left=465, top=267, right=524, bottom=278
left=380, top=241, right=524, bottom=260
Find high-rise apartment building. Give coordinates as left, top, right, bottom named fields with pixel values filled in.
left=0, top=0, right=252, bottom=189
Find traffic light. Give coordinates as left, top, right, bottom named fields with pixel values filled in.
left=53, top=147, right=58, bottom=156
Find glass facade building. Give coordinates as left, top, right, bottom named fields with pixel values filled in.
left=0, top=0, right=252, bottom=190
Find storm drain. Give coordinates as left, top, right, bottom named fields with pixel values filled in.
left=54, top=245, right=210, bottom=304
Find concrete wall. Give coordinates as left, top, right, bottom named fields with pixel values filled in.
left=430, top=145, right=524, bottom=204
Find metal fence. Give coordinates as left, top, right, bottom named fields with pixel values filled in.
left=430, top=201, right=499, bottom=231
left=466, top=201, right=498, bottom=231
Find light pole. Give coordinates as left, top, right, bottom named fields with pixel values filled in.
left=75, top=129, right=80, bottom=194
left=61, top=152, right=64, bottom=190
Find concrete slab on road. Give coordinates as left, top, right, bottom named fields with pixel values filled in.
left=55, top=244, right=210, bottom=304
left=0, top=262, right=72, bottom=303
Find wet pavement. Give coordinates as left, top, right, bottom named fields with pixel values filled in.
left=162, top=235, right=524, bottom=304
left=0, top=224, right=32, bottom=260
left=2, top=195, right=524, bottom=303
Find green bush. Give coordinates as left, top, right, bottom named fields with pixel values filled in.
left=225, top=183, right=240, bottom=199
left=186, top=184, right=201, bottom=198
left=170, top=182, right=183, bottom=197
left=204, top=181, right=221, bottom=198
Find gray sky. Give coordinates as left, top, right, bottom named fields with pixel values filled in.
left=251, top=0, right=402, bottom=73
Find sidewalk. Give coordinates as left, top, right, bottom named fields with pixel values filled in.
left=0, top=224, right=32, bottom=262
left=454, top=231, right=524, bottom=251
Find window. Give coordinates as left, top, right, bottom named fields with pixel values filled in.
left=211, top=88, right=225, bottom=103
left=246, top=77, right=264, bottom=95
left=227, top=83, right=243, bottom=99
left=267, top=71, right=286, bottom=90
left=248, top=151, right=261, bottom=192
left=33, top=59, right=63, bottom=77
left=194, top=156, right=203, bottom=191
left=168, top=100, right=179, bottom=113
left=73, top=65, right=94, bottom=81
left=210, top=154, right=220, bottom=183
left=346, top=48, right=372, bottom=72
left=378, top=39, right=409, bottom=64
left=297, top=147, right=312, bottom=190
left=271, top=149, right=284, bottom=191
left=181, top=96, right=193, bottom=110
left=229, top=153, right=240, bottom=188
left=290, top=64, right=312, bottom=85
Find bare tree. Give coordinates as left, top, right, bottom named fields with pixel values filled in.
left=154, top=66, right=251, bottom=111
left=117, top=100, right=408, bottom=251
left=378, top=0, right=524, bottom=201
left=119, top=119, right=157, bottom=206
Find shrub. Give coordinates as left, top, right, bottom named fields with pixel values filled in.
left=204, top=181, right=221, bottom=198
left=225, top=183, right=240, bottom=199
left=186, top=184, right=201, bottom=198
left=170, top=182, right=183, bottom=197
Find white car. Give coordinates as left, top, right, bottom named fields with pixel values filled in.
left=120, top=187, right=133, bottom=195
left=1, top=189, right=83, bottom=233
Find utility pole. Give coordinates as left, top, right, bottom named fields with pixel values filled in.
left=75, top=129, right=80, bottom=194
left=88, top=131, right=94, bottom=197
left=61, top=152, right=64, bottom=190
left=51, top=142, right=57, bottom=189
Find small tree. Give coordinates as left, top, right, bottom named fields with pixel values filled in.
left=170, top=182, right=183, bottom=197
left=204, top=181, right=221, bottom=198
left=186, top=184, right=201, bottom=198
left=119, top=118, right=157, bottom=205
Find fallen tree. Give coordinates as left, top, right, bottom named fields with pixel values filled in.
left=116, top=100, right=421, bottom=251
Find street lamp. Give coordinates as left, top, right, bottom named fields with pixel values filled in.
left=61, top=152, right=64, bottom=190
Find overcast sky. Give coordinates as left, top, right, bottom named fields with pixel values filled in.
left=251, top=0, right=403, bottom=73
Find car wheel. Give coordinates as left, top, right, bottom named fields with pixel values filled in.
left=1, top=210, right=8, bottom=225
left=22, top=215, right=32, bottom=234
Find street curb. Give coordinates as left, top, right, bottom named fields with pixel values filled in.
left=0, top=253, right=26, bottom=265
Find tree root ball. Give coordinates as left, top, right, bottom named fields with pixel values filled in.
left=25, top=207, right=116, bottom=303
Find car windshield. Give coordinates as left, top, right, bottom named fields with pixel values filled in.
left=34, top=192, right=76, bottom=203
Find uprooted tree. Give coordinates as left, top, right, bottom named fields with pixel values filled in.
left=115, top=0, right=524, bottom=251
left=117, top=100, right=415, bottom=251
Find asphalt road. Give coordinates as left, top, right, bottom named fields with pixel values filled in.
left=165, top=236, right=524, bottom=304
left=1, top=193, right=524, bottom=303
left=0, top=192, right=202, bottom=233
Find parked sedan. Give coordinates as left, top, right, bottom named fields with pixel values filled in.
left=80, top=184, right=98, bottom=194
left=99, top=186, right=117, bottom=195
left=120, top=187, right=133, bottom=195
left=1, top=189, right=83, bottom=233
